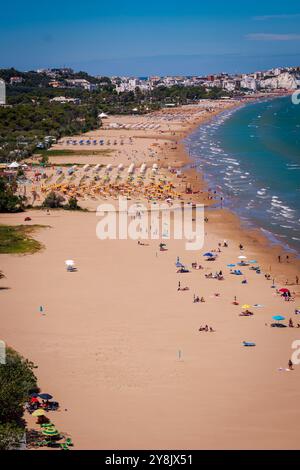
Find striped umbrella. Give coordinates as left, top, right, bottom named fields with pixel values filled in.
left=42, top=427, right=59, bottom=437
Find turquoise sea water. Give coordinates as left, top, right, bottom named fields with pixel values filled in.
left=184, top=96, right=300, bottom=253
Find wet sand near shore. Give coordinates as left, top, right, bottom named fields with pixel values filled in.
left=1, top=99, right=300, bottom=449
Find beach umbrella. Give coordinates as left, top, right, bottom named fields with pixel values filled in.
left=65, top=260, right=75, bottom=266
left=30, top=392, right=39, bottom=398
left=32, top=409, right=46, bottom=417
left=227, top=264, right=236, bottom=267
left=42, top=427, right=59, bottom=437
left=204, top=252, right=214, bottom=257
left=279, top=288, right=289, bottom=293
left=238, top=255, right=247, bottom=259
left=175, top=257, right=184, bottom=268
left=242, top=304, right=251, bottom=310
left=30, top=397, right=40, bottom=404
left=249, top=260, right=258, bottom=264
left=272, top=315, right=285, bottom=322
left=39, top=393, right=53, bottom=400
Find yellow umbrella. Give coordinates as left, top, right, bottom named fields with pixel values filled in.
left=32, top=409, right=46, bottom=417
left=242, top=304, right=251, bottom=310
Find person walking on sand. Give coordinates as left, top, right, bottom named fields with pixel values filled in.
left=178, top=281, right=181, bottom=291
left=39, top=305, right=44, bottom=315
left=278, top=255, right=281, bottom=263
left=296, top=276, right=299, bottom=285
left=288, top=359, right=294, bottom=371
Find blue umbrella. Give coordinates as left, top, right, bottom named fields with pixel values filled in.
left=204, top=253, right=214, bottom=257
left=39, top=393, right=53, bottom=400
left=249, top=260, right=258, bottom=264
left=227, top=264, right=236, bottom=267
left=272, top=315, right=285, bottom=322
left=175, top=257, right=184, bottom=268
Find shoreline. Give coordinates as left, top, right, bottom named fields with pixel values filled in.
left=174, top=97, right=300, bottom=283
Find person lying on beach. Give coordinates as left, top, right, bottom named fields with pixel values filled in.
left=200, top=297, right=205, bottom=303
left=239, top=310, right=254, bottom=317
left=205, top=273, right=213, bottom=279
left=199, top=325, right=215, bottom=332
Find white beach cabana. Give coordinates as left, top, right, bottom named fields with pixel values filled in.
left=8, top=161, right=20, bottom=169
left=128, top=163, right=135, bottom=175
left=140, top=163, right=147, bottom=174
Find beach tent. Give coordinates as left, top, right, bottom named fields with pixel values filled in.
left=128, top=163, right=135, bottom=175
left=8, top=161, right=20, bottom=169
left=140, top=163, right=147, bottom=174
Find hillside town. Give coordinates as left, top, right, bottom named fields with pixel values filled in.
left=0, top=65, right=299, bottom=107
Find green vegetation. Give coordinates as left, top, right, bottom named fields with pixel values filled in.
left=0, top=347, right=38, bottom=450
left=42, top=191, right=65, bottom=208
left=0, top=67, right=229, bottom=164
left=41, top=192, right=83, bottom=211
left=0, top=225, right=44, bottom=254
left=65, top=197, right=82, bottom=211
left=0, top=176, right=25, bottom=213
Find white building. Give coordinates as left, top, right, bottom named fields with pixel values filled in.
left=240, top=76, right=257, bottom=92
left=0, top=79, right=6, bottom=105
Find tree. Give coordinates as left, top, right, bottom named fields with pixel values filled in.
left=42, top=191, right=65, bottom=208
left=66, top=196, right=80, bottom=210
left=0, top=348, right=37, bottom=450
left=0, top=177, right=25, bottom=213
left=0, top=348, right=37, bottom=423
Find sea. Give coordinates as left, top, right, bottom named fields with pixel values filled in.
left=184, top=96, right=300, bottom=255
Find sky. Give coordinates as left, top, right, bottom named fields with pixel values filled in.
left=1, top=0, right=300, bottom=76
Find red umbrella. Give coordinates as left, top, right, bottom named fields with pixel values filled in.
left=30, top=397, right=40, bottom=404
left=279, top=288, right=290, bottom=293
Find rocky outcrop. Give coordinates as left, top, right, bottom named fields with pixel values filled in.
left=259, top=72, right=298, bottom=90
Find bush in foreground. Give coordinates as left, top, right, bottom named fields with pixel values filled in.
left=0, top=348, right=37, bottom=450
left=42, top=191, right=65, bottom=208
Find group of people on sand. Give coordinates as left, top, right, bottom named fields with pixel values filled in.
left=205, top=271, right=224, bottom=281
left=199, top=325, right=215, bottom=333
left=193, top=295, right=205, bottom=303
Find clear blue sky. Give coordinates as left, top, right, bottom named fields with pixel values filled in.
left=2, top=0, right=300, bottom=75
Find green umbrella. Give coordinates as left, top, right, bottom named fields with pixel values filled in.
left=42, top=427, right=59, bottom=437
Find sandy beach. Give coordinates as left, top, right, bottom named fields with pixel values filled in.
left=1, top=100, right=300, bottom=449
